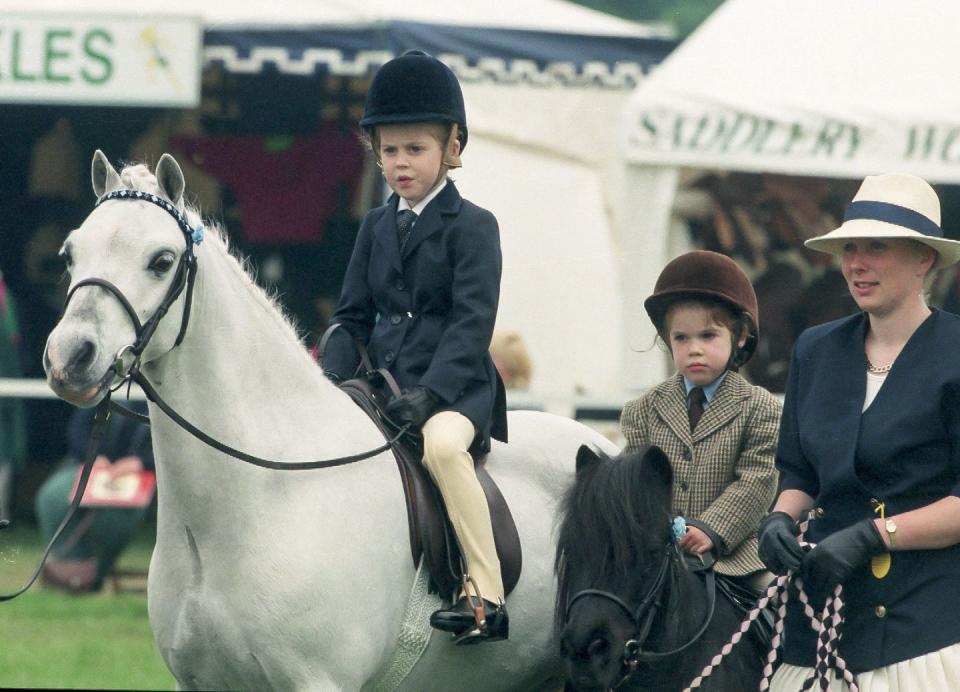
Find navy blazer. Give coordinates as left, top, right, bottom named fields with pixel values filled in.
left=324, top=182, right=507, bottom=453
left=777, top=309, right=960, bottom=671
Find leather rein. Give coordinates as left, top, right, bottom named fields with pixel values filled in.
left=564, top=546, right=718, bottom=689
left=0, top=189, right=405, bottom=601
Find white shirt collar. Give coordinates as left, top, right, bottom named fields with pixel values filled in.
left=397, top=179, right=448, bottom=216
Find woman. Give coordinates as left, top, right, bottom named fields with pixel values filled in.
left=758, top=173, right=960, bottom=689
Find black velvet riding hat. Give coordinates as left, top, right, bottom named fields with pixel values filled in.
left=360, top=50, right=468, bottom=149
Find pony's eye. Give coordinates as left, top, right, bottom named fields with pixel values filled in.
left=58, top=247, right=72, bottom=268
left=149, top=253, right=176, bottom=274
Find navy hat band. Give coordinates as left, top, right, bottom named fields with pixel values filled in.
left=844, top=200, right=942, bottom=238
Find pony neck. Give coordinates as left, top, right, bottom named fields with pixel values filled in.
left=142, top=234, right=354, bottom=451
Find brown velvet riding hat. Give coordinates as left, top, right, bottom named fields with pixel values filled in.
left=644, top=250, right=759, bottom=364
left=805, top=173, right=960, bottom=270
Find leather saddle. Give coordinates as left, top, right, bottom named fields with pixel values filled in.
left=339, top=375, right=522, bottom=600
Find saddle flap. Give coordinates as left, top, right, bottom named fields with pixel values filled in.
left=338, top=377, right=522, bottom=599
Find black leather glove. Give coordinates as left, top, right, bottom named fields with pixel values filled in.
left=386, top=386, right=438, bottom=428
left=801, top=518, right=885, bottom=593
left=757, top=511, right=804, bottom=575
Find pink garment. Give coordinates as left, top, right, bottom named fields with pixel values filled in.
left=172, top=125, right=364, bottom=244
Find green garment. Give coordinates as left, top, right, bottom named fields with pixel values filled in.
left=0, top=278, right=26, bottom=470
left=34, top=464, right=149, bottom=588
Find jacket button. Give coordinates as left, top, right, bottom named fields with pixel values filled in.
left=384, top=351, right=395, bottom=363
left=682, top=450, right=692, bottom=461
left=390, top=314, right=402, bottom=325
left=875, top=605, right=886, bottom=618
left=395, top=279, right=406, bottom=291
left=815, top=507, right=825, bottom=518
left=679, top=481, right=689, bottom=491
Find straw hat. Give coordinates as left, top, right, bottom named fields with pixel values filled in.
left=805, top=173, right=960, bottom=270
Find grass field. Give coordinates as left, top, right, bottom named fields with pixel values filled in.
left=0, top=523, right=176, bottom=690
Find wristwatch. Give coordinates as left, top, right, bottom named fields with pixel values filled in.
left=884, top=518, right=897, bottom=548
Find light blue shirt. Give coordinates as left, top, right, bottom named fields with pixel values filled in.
left=683, top=371, right=727, bottom=410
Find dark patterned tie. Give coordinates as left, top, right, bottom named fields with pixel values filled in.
left=688, top=387, right=706, bottom=431
left=396, top=210, right=417, bottom=252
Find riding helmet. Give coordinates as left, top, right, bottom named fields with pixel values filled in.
left=644, top=250, right=759, bottom=366
left=360, top=50, right=468, bottom=150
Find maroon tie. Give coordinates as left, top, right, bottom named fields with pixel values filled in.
left=688, top=387, right=706, bottom=431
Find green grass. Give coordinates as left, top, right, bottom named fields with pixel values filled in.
left=0, top=524, right=176, bottom=690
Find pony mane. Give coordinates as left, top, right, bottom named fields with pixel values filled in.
left=554, top=446, right=673, bottom=631
left=117, top=162, right=309, bottom=350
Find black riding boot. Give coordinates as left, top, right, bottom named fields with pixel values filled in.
left=430, top=596, right=509, bottom=644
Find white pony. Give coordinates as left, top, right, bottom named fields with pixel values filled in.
left=43, top=151, right=617, bottom=691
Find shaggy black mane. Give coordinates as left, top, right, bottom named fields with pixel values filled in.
left=554, top=446, right=673, bottom=632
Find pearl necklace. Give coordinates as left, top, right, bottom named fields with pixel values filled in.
left=866, top=358, right=893, bottom=375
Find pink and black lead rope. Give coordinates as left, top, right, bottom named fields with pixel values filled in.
left=681, top=513, right=859, bottom=692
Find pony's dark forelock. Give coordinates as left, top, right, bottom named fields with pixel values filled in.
left=554, top=446, right=672, bottom=632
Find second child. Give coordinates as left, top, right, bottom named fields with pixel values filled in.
left=620, top=250, right=781, bottom=591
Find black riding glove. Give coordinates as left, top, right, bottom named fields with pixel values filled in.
left=386, top=386, right=438, bottom=428
left=800, top=518, right=886, bottom=593
left=757, top=511, right=804, bottom=575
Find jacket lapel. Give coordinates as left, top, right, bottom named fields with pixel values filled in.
left=401, top=182, right=463, bottom=259
left=653, top=373, right=695, bottom=444
left=373, top=195, right=403, bottom=273
left=692, top=372, right=749, bottom=442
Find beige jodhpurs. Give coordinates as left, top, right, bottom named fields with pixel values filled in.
left=421, top=410, right=504, bottom=603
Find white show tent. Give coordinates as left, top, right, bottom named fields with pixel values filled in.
left=6, top=0, right=675, bottom=402
left=618, top=0, right=960, bottom=389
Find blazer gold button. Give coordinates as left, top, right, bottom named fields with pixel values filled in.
left=815, top=507, right=825, bottom=517
left=875, top=605, right=886, bottom=618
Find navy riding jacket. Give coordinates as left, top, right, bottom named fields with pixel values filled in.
left=777, top=309, right=960, bottom=671
left=323, top=182, right=507, bottom=454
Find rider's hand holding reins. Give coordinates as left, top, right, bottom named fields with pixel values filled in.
left=800, top=518, right=886, bottom=593
left=758, top=511, right=804, bottom=574
left=386, top=386, right=438, bottom=427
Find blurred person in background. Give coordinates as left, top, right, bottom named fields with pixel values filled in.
left=36, top=401, right=153, bottom=594
left=490, top=330, right=532, bottom=390
left=0, top=270, right=26, bottom=524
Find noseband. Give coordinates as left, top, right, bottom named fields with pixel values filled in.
left=64, top=189, right=202, bottom=379
left=564, top=547, right=717, bottom=689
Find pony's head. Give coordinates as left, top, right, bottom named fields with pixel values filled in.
left=555, top=444, right=674, bottom=691
left=44, top=150, right=198, bottom=406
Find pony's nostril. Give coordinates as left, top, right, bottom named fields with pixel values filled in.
left=587, top=638, right=610, bottom=660
left=68, top=339, right=97, bottom=373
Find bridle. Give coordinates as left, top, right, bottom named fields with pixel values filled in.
left=563, top=545, right=717, bottom=690
left=60, top=188, right=408, bottom=470
left=64, top=189, right=201, bottom=380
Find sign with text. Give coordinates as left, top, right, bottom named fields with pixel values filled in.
left=625, top=105, right=960, bottom=183
left=0, top=13, right=202, bottom=107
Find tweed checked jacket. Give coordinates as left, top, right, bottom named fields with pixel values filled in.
left=620, top=371, right=782, bottom=576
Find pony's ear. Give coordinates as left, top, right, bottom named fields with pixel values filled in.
left=575, top=445, right=602, bottom=474
left=155, top=153, right=185, bottom=206
left=642, top=444, right=673, bottom=490
left=91, top=149, right=123, bottom=198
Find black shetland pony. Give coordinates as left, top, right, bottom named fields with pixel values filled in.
left=555, top=445, right=765, bottom=691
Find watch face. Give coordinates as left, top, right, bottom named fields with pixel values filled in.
left=885, top=519, right=897, bottom=532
